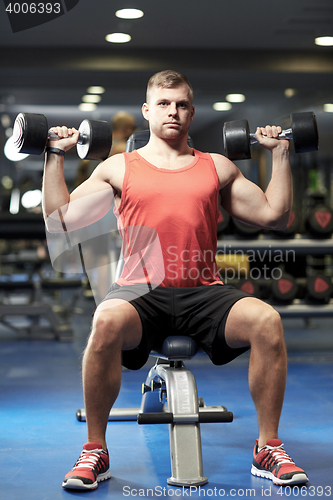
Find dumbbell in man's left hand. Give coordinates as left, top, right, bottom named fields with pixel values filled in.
left=48, top=126, right=80, bottom=153
left=254, top=125, right=289, bottom=153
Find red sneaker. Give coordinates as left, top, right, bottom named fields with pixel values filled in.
left=251, top=439, right=309, bottom=486
left=62, top=442, right=111, bottom=490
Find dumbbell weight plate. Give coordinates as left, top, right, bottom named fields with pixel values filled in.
left=232, top=217, right=261, bottom=238
left=281, top=209, right=301, bottom=236
left=236, top=278, right=260, bottom=298
left=13, top=113, right=49, bottom=155
left=305, top=205, right=333, bottom=237
left=77, top=119, right=112, bottom=161
left=223, top=119, right=251, bottom=161
left=307, top=274, right=332, bottom=303
left=290, top=112, right=319, bottom=154
left=271, top=273, right=298, bottom=303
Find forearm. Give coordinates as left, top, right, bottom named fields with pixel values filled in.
left=42, top=151, right=71, bottom=231
left=264, top=145, right=293, bottom=229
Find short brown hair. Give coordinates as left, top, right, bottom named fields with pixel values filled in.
left=146, top=70, right=193, bottom=103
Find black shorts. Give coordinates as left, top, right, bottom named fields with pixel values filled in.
left=102, top=283, right=251, bottom=370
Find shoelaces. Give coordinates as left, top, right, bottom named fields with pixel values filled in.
left=263, top=443, right=295, bottom=465
left=74, top=450, right=104, bottom=472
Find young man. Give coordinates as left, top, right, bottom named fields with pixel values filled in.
left=42, top=70, right=308, bottom=490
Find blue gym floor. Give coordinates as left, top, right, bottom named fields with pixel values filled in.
left=0, top=299, right=332, bottom=500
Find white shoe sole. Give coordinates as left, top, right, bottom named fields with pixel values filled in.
left=62, top=469, right=111, bottom=490
left=251, top=465, right=309, bottom=486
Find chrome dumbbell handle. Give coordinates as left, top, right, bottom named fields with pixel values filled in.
left=249, top=128, right=293, bottom=145
left=48, top=129, right=88, bottom=145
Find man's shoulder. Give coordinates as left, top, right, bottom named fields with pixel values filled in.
left=209, top=152, right=227, bottom=162
left=209, top=152, right=237, bottom=169
left=100, top=152, right=126, bottom=170
left=91, top=153, right=126, bottom=186
left=208, top=152, right=240, bottom=186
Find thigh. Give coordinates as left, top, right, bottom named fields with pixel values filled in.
left=183, top=284, right=251, bottom=366
left=224, top=296, right=277, bottom=349
left=97, top=285, right=174, bottom=370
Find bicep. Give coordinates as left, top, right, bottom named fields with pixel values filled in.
left=70, top=155, right=124, bottom=209
left=211, top=154, right=267, bottom=222
left=220, top=169, right=270, bottom=227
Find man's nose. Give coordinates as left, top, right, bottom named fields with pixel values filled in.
left=168, top=104, right=178, bottom=116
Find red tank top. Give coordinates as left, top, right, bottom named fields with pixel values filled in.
left=115, top=149, right=222, bottom=288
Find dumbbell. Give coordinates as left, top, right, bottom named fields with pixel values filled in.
left=305, top=205, right=333, bottom=238
left=270, top=272, right=299, bottom=304
left=12, top=113, right=112, bottom=160
left=235, top=278, right=260, bottom=298
left=231, top=217, right=261, bottom=238
left=223, top=111, right=319, bottom=161
left=306, top=274, right=332, bottom=304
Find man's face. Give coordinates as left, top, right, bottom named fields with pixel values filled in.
left=142, top=84, right=195, bottom=140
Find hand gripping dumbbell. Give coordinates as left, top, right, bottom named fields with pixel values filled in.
left=223, top=111, right=319, bottom=161
left=13, top=112, right=112, bottom=160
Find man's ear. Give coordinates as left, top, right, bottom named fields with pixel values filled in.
left=142, top=102, right=149, bottom=121
left=190, top=105, right=195, bottom=122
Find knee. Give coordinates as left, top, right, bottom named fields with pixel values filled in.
left=253, top=305, right=284, bottom=350
left=88, top=310, right=122, bottom=354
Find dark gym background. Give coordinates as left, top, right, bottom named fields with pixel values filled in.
left=0, top=1, right=332, bottom=499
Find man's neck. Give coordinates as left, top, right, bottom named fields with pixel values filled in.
left=142, top=132, right=191, bottom=159
left=136, top=135, right=194, bottom=170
